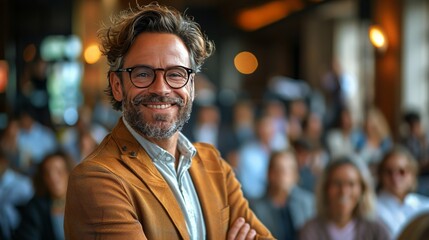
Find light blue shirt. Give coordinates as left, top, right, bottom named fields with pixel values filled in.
left=17, top=122, right=57, bottom=167
left=123, top=119, right=206, bottom=240
left=376, top=190, right=429, bottom=239
left=236, top=141, right=271, bottom=199
left=51, top=213, right=65, bottom=240
left=0, top=169, right=34, bottom=239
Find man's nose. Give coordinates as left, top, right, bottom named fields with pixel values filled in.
left=147, top=72, right=171, bottom=94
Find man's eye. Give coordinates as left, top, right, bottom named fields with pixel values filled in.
left=133, top=70, right=153, bottom=78
left=167, top=70, right=186, bottom=79
left=136, top=72, right=150, bottom=78
left=169, top=73, right=183, bottom=78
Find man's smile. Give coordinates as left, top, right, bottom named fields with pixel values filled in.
left=145, top=103, right=173, bottom=109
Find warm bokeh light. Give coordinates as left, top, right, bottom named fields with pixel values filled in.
left=23, top=44, right=36, bottom=62
left=236, top=0, right=303, bottom=31
left=84, top=44, right=101, bottom=64
left=234, top=51, right=258, bottom=74
left=102, top=0, right=118, bottom=11
left=0, top=61, right=9, bottom=93
left=369, top=25, right=387, bottom=50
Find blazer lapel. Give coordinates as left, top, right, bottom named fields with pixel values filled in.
left=189, top=150, right=224, bottom=239
left=112, top=119, right=190, bottom=239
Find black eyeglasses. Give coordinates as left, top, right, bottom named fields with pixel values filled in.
left=115, top=65, right=194, bottom=89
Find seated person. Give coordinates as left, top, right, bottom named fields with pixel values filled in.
left=14, top=151, right=75, bottom=240
left=376, top=146, right=429, bottom=238
left=250, top=150, right=315, bottom=240
left=0, top=148, right=33, bottom=240
left=236, top=115, right=279, bottom=199
left=300, top=156, right=390, bottom=240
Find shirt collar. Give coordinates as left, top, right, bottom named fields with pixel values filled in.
left=122, top=118, right=196, bottom=164
left=379, top=190, right=421, bottom=206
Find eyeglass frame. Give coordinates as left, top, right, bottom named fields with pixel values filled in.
left=381, top=167, right=412, bottom=177
left=114, top=65, right=195, bottom=89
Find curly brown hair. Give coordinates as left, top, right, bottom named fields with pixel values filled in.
left=99, top=2, right=215, bottom=110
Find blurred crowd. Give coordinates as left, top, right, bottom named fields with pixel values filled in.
left=0, top=100, right=115, bottom=240
left=183, top=93, right=429, bottom=240
left=183, top=78, right=429, bottom=240
left=1, top=73, right=429, bottom=240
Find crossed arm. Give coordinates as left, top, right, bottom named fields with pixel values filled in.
left=64, top=154, right=274, bottom=239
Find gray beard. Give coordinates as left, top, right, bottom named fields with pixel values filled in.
left=123, top=93, right=192, bottom=140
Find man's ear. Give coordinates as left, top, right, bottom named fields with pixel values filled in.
left=110, top=71, right=123, bottom=101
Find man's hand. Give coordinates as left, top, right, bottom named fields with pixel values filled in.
left=227, top=217, right=257, bottom=240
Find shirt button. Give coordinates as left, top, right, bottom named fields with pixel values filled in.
left=166, top=156, right=171, bottom=161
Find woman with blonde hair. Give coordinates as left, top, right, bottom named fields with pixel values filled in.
left=357, top=107, right=393, bottom=166
left=300, top=157, right=390, bottom=240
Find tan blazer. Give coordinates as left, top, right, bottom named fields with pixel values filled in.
left=64, top=119, right=274, bottom=240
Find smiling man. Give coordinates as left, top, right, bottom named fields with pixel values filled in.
left=64, top=3, right=274, bottom=240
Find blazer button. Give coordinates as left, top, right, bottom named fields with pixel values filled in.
left=130, top=151, right=137, bottom=157
left=122, top=146, right=127, bottom=151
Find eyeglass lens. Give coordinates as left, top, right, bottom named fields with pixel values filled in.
left=130, top=66, right=189, bottom=88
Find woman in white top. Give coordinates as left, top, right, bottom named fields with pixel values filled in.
left=376, top=146, right=429, bottom=239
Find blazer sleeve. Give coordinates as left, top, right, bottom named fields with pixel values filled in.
left=222, top=161, right=274, bottom=239
left=193, top=143, right=275, bottom=239
left=64, top=162, right=147, bottom=240
left=220, top=156, right=275, bottom=240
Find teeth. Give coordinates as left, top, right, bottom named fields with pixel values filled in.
left=146, top=104, right=171, bottom=109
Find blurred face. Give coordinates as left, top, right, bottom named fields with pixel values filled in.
left=79, top=132, right=98, bottom=159
left=43, top=156, right=69, bottom=199
left=234, top=103, right=253, bottom=125
left=19, top=114, right=33, bottom=131
left=257, top=117, right=275, bottom=144
left=269, top=153, right=298, bottom=192
left=198, top=106, right=219, bottom=125
left=341, top=110, right=352, bottom=130
left=265, top=101, right=285, bottom=118
left=287, top=119, right=302, bottom=142
left=307, top=113, right=322, bottom=136
left=290, top=100, right=308, bottom=120
left=110, top=33, right=194, bottom=140
left=327, top=164, right=362, bottom=219
left=410, top=121, right=423, bottom=136
left=365, top=112, right=385, bottom=138
left=380, top=154, right=414, bottom=198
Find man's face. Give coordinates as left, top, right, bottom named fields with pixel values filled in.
left=110, top=33, right=194, bottom=140
left=268, top=153, right=298, bottom=192
left=381, top=154, right=414, bottom=198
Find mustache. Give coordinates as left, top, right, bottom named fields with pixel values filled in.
left=132, top=93, right=185, bottom=107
